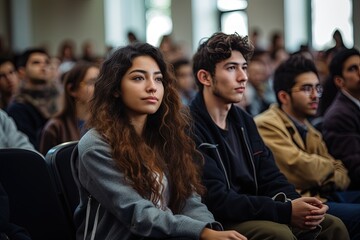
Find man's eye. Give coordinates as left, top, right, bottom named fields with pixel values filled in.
left=349, top=65, right=359, bottom=72
left=302, top=86, right=312, bottom=92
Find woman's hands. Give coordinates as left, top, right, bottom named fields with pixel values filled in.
left=200, top=228, right=247, bottom=240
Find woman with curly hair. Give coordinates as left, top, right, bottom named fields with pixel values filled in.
left=72, top=42, right=246, bottom=240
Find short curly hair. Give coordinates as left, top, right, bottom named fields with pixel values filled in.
left=192, top=32, right=254, bottom=92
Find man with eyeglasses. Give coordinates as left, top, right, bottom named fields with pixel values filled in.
left=322, top=48, right=360, bottom=191
left=255, top=54, right=360, bottom=239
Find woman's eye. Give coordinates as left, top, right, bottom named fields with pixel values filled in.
left=155, top=77, right=163, bottom=82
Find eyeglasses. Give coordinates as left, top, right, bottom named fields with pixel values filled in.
left=291, top=84, right=323, bottom=98
left=80, top=78, right=97, bottom=87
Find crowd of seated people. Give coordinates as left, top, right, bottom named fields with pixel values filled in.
left=0, top=29, right=359, bottom=239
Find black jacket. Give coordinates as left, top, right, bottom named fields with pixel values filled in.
left=189, top=93, right=301, bottom=224
left=323, top=91, right=360, bottom=190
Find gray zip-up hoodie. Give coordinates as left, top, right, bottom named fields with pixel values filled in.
left=72, top=129, right=222, bottom=240
left=0, top=109, right=34, bottom=150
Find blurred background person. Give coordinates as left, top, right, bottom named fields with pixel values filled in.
left=159, top=34, right=186, bottom=63
left=324, top=29, right=348, bottom=65
left=39, top=62, right=99, bottom=155
left=57, top=39, right=77, bottom=75
left=172, top=58, right=197, bottom=106
left=322, top=48, right=360, bottom=190
left=6, top=48, right=60, bottom=150
left=80, top=40, right=98, bottom=63
left=0, top=57, right=20, bottom=110
left=127, top=31, right=139, bottom=45
left=243, top=59, right=272, bottom=116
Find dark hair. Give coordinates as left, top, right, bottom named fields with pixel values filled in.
left=17, top=48, right=49, bottom=68
left=192, top=32, right=254, bottom=92
left=0, top=56, right=14, bottom=66
left=88, top=42, right=205, bottom=213
left=172, top=58, right=191, bottom=76
left=273, top=54, right=319, bottom=106
left=329, top=48, right=360, bottom=78
left=318, top=48, right=360, bottom=116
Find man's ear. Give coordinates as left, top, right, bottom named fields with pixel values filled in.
left=334, top=75, right=344, bottom=88
left=197, top=69, right=211, bottom=86
left=278, top=90, right=290, bottom=106
left=17, top=67, right=26, bottom=80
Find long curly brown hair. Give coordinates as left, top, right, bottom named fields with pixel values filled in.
left=88, top=43, right=205, bottom=213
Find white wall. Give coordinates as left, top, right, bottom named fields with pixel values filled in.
left=31, top=0, right=105, bottom=57
left=104, top=0, right=146, bottom=49
left=353, top=0, right=360, bottom=49
left=2, top=0, right=359, bottom=57
left=11, top=0, right=33, bottom=54
left=171, top=0, right=193, bottom=56
left=247, top=0, right=284, bottom=50
left=192, top=0, right=219, bottom=53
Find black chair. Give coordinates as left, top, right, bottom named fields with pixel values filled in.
left=0, top=148, right=75, bottom=240
left=45, top=141, right=79, bottom=226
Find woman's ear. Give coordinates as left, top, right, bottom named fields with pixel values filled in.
left=197, top=69, right=211, bottom=86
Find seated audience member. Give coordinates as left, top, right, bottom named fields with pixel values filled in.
left=72, top=43, right=246, bottom=240
left=80, top=40, right=97, bottom=63
left=243, top=59, right=272, bottom=116
left=57, top=39, right=77, bottom=75
left=0, top=109, right=34, bottom=150
left=39, top=62, right=99, bottom=155
left=254, top=54, right=360, bottom=239
left=190, top=31, right=349, bottom=240
left=322, top=48, right=360, bottom=190
left=0, top=56, right=20, bottom=110
left=172, top=58, right=197, bottom=106
left=6, top=48, right=60, bottom=150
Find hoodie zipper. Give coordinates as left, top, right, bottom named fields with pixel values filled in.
left=199, top=143, right=231, bottom=190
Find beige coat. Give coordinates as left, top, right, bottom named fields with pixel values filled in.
left=254, top=104, right=350, bottom=199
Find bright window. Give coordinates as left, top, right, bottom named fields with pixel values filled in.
left=145, top=0, right=172, bottom=46
left=218, top=0, right=248, bottom=36
left=312, top=0, right=353, bottom=50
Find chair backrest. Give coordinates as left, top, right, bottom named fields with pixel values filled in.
left=45, top=141, right=79, bottom=223
left=0, top=148, right=75, bottom=240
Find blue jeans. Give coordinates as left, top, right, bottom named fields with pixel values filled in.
left=326, top=191, right=360, bottom=240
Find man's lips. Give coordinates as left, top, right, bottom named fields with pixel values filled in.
left=235, top=86, right=245, bottom=93
left=309, top=102, right=318, bottom=109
